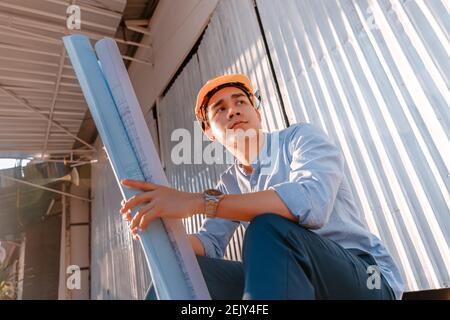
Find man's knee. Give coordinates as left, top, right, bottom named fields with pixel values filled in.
left=244, top=213, right=312, bottom=253
left=244, top=214, right=284, bottom=248
left=250, top=212, right=290, bottom=228
left=245, top=213, right=299, bottom=239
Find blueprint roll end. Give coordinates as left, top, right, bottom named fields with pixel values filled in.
left=94, top=37, right=115, bottom=50
left=62, top=34, right=89, bottom=45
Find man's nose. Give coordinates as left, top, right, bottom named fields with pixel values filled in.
left=227, top=105, right=241, bottom=119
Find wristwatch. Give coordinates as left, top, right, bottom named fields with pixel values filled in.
left=203, top=189, right=225, bottom=218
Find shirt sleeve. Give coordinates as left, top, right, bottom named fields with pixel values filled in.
left=269, top=123, right=344, bottom=229
left=194, top=179, right=240, bottom=259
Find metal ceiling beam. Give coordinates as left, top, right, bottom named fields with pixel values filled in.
left=0, top=127, right=80, bottom=133
left=122, top=55, right=153, bottom=66
left=0, top=148, right=74, bottom=152
left=0, top=100, right=82, bottom=107
left=0, top=139, right=74, bottom=143
left=43, top=47, right=67, bottom=156
left=0, top=107, right=85, bottom=116
left=0, top=132, right=74, bottom=137
left=0, top=125, right=49, bottom=130
left=0, top=24, right=150, bottom=50
left=124, top=22, right=151, bottom=36
left=1, top=15, right=152, bottom=69
left=79, top=0, right=126, bottom=13
left=0, top=142, right=76, bottom=147
left=0, top=11, right=150, bottom=49
left=0, top=96, right=84, bottom=103
left=0, top=133, right=76, bottom=140
left=0, top=66, right=75, bottom=79
left=0, top=43, right=60, bottom=57
left=78, top=28, right=151, bottom=49
left=0, top=150, right=91, bottom=159
left=0, top=75, right=79, bottom=88
left=0, top=70, right=76, bottom=83
left=43, top=0, right=123, bottom=19
left=0, top=149, right=94, bottom=154
left=111, top=38, right=151, bottom=49
left=0, top=130, right=78, bottom=136
left=0, top=108, right=85, bottom=118
left=0, top=115, right=83, bottom=122
left=0, top=86, right=83, bottom=96
left=0, top=55, right=65, bottom=69
left=0, top=86, right=95, bottom=151
left=0, top=26, right=60, bottom=45
left=25, top=158, right=97, bottom=166
left=124, top=19, right=150, bottom=26
left=0, top=131, right=76, bottom=138
left=0, top=33, right=151, bottom=65
left=0, top=108, right=85, bottom=121
left=0, top=1, right=117, bottom=34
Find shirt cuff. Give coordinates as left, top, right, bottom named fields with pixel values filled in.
left=269, top=182, right=312, bottom=226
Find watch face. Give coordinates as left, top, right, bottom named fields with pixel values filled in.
left=205, top=189, right=223, bottom=196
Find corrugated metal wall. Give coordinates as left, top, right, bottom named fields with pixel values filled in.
left=158, top=0, right=449, bottom=291
left=91, top=0, right=448, bottom=295
left=90, top=139, right=151, bottom=299
left=157, top=0, right=287, bottom=261
left=254, top=0, right=449, bottom=291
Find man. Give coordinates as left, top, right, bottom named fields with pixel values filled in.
left=120, top=74, right=404, bottom=300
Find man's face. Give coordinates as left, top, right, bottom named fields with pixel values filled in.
left=203, top=86, right=262, bottom=146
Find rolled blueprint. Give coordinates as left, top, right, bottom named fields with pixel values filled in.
left=95, top=37, right=210, bottom=299
left=63, top=35, right=210, bottom=299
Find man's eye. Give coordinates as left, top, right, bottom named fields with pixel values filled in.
left=212, top=107, right=224, bottom=117
left=236, top=100, right=246, bottom=105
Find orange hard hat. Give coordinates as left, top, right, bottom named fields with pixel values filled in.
left=195, top=74, right=256, bottom=124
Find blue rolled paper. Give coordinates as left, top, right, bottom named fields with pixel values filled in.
left=63, top=35, right=203, bottom=299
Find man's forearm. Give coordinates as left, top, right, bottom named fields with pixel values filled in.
left=192, top=189, right=297, bottom=222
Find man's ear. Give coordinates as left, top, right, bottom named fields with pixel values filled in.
left=255, top=106, right=262, bottom=122
left=202, top=122, right=216, bottom=141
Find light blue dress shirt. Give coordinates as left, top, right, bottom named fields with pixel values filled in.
left=195, top=123, right=405, bottom=299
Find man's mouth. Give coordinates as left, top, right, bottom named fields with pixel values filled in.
left=230, top=121, right=248, bottom=129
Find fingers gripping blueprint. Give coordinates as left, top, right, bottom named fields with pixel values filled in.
left=63, top=35, right=210, bottom=300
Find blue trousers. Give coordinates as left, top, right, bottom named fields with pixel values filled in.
left=146, top=213, right=395, bottom=300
